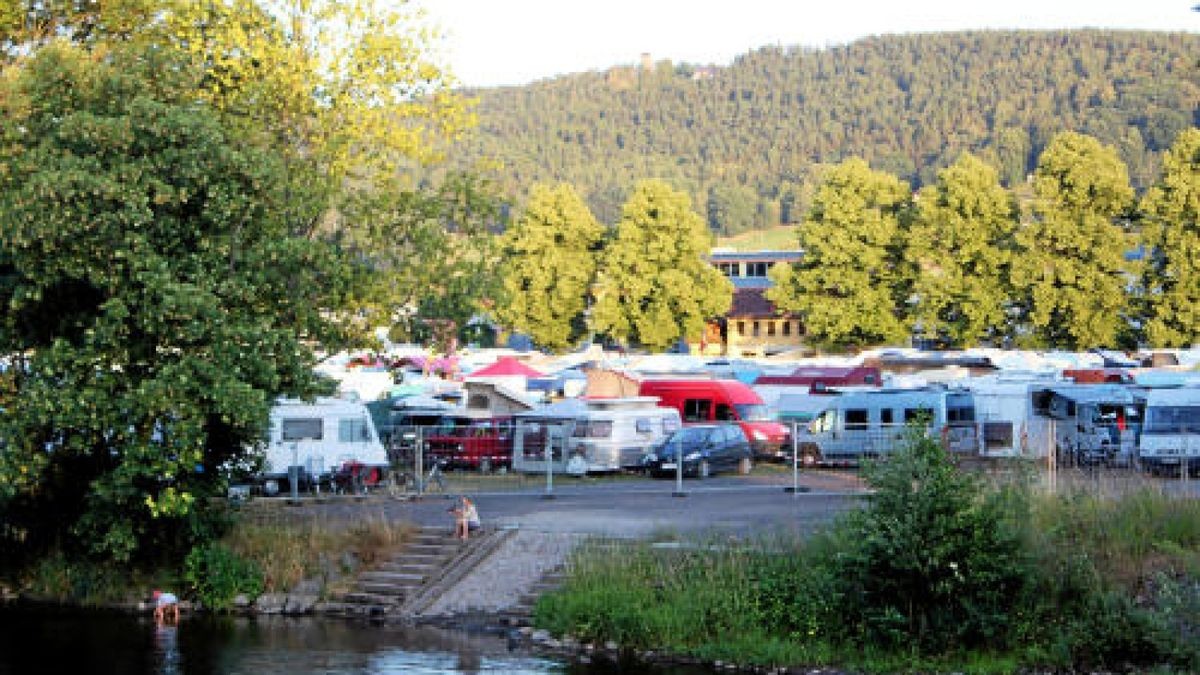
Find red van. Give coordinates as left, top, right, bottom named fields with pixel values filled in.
left=638, top=379, right=789, bottom=459
left=424, top=416, right=514, bottom=472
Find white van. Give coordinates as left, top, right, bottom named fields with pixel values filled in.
left=260, top=397, right=389, bottom=492
left=799, top=387, right=978, bottom=463
left=1136, top=387, right=1200, bottom=474
left=512, top=397, right=681, bottom=473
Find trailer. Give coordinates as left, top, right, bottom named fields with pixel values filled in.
left=797, top=386, right=978, bottom=463
left=965, top=373, right=1062, bottom=459
left=260, top=398, right=389, bottom=493
left=512, top=397, right=681, bottom=474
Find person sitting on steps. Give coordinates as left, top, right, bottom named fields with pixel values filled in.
left=450, top=495, right=480, bottom=540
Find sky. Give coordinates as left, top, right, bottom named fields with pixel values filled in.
left=413, top=0, right=1199, bottom=88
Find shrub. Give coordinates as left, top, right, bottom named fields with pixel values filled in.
left=184, top=542, right=263, bottom=611
left=832, top=429, right=1032, bottom=651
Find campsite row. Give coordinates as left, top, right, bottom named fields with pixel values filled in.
left=248, top=352, right=1200, bottom=494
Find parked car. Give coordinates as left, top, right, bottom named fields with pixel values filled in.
left=641, top=424, right=753, bottom=478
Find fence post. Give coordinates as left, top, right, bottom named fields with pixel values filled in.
left=672, top=431, right=686, bottom=498
left=415, top=426, right=424, bottom=498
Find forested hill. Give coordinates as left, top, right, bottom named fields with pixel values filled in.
left=452, top=30, right=1200, bottom=234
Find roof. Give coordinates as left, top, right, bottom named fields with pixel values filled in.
left=468, top=356, right=544, bottom=378
left=1043, top=385, right=1138, bottom=405
left=729, top=288, right=784, bottom=318
left=709, top=250, right=804, bottom=263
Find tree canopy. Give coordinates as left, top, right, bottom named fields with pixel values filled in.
left=767, top=159, right=910, bottom=350
left=0, top=45, right=343, bottom=563
left=496, top=184, right=604, bottom=352
left=591, top=180, right=732, bottom=351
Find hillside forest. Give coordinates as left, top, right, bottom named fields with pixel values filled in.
left=451, top=30, right=1199, bottom=234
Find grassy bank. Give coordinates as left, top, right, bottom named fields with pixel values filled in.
left=536, top=439, right=1200, bottom=673
left=3, top=506, right=414, bottom=609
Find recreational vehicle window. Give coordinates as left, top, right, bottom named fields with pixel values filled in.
left=282, top=418, right=322, bottom=441
left=904, top=408, right=934, bottom=424
left=337, top=419, right=371, bottom=443
left=983, top=422, right=1014, bottom=450
left=845, top=409, right=869, bottom=430
left=684, top=399, right=712, bottom=422
left=948, top=406, right=975, bottom=423
left=880, top=409, right=894, bottom=425
left=573, top=421, right=613, bottom=438
left=715, top=403, right=735, bottom=421
left=636, top=418, right=653, bottom=433
left=1145, top=407, right=1200, bottom=433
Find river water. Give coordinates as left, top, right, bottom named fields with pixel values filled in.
left=0, top=608, right=702, bottom=675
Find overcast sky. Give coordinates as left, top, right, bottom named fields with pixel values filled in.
left=413, top=0, right=1199, bottom=88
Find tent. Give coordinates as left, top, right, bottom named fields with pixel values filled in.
left=467, top=356, right=544, bottom=378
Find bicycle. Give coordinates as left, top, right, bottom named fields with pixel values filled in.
left=385, top=459, right=448, bottom=497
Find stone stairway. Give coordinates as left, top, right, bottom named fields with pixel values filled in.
left=498, top=564, right=569, bottom=627
left=335, top=525, right=471, bottom=617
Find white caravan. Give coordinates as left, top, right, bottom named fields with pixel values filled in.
left=260, top=398, right=389, bottom=491
left=965, top=372, right=1062, bottom=459
left=798, top=386, right=978, bottom=463
left=512, top=397, right=682, bottom=473
left=1136, top=387, right=1200, bottom=474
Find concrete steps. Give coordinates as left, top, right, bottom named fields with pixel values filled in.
left=334, top=526, right=471, bottom=616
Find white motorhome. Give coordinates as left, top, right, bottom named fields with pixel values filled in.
left=798, top=386, right=978, bottom=463
left=965, top=372, right=1062, bottom=459
left=260, top=398, right=389, bottom=491
left=1030, top=384, right=1141, bottom=467
left=512, top=397, right=681, bottom=473
left=1135, top=387, right=1200, bottom=474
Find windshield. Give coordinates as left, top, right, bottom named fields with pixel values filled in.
left=734, top=403, right=772, bottom=422
left=664, top=426, right=713, bottom=446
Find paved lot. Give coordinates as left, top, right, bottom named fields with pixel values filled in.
left=257, top=468, right=870, bottom=540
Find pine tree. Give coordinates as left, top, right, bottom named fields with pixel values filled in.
left=767, top=159, right=910, bottom=350
left=905, top=154, right=1018, bottom=347
left=1139, top=129, right=1200, bottom=347
left=591, top=180, right=732, bottom=351
left=495, top=184, right=604, bottom=352
left=1011, top=132, right=1134, bottom=349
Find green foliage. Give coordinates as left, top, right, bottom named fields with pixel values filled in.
left=905, top=154, right=1018, bottom=347
left=496, top=183, right=604, bottom=352
left=184, top=542, right=264, bottom=611
left=591, top=180, right=733, bottom=350
left=455, top=31, right=1199, bottom=227
left=0, top=45, right=341, bottom=564
left=766, top=159, right=910, bottom=350
left=836, top=431, right=1031, bottom=651
left=1012, top=132, right=1135, bottom=348
left=1139, top=128, right=1200, bottom=347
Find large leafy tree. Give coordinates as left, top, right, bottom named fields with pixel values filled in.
left=904, top=154, right=1018, bottom=347
left=496, top=184, right=604, bottom=352
left=767, top=159, right=911, bottom=350
left=591, top=180, right=732, bottom=351
left=1138, top=128, right=1200, bottom=347
left=1011, top=132, right=1134, bottom=349
left=0, top=46, right=343, bottom=563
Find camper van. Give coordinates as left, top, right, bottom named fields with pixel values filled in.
left=260, top=398, right=389, bottom=493
left=798, top=387, right=978, bottom=464
left=639, top=379, right=789, bottom=459
left=1135, top=387, right=1200, bottom=475
left=1031, top=384, right=1141, bottom=467
left=512, top=397, right=681, bottom=473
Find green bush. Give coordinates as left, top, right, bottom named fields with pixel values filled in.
left=184, top=542, right=263, bottom=611
left=832, top=430, right=1032, bottom=651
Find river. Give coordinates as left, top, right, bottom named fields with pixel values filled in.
left=0, top=607, right=709, bottom=675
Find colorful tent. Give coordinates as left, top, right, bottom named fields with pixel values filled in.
left=468, top=356, right=544, bottom=378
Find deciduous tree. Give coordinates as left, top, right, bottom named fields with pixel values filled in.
left=767, top=159, right=910, bottom=350
left=496, top=184, right=604, bottom=352
left=1011, top=132, right=1134, bottom=348
left=591, top=180, right=732, bottom=351
left=0, top=45, right=342, bottom=563
left=905, top=154, right=1018, bottom=347
left=1138, top=128, right=1200, bottom=347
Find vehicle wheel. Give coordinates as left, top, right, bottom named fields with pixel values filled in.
left=737, top=456, right=753, bottom=475
left=479, top=458, right=492, bottom=474
left=698, top=459, right=711, bottom=479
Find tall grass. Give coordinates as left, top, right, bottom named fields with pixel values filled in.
left=537, top=440, right=1200, bottom=672
left=223, top=512, right=414, bottom=593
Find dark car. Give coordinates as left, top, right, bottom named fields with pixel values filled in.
left=641, top=424, right=753, bottom=478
